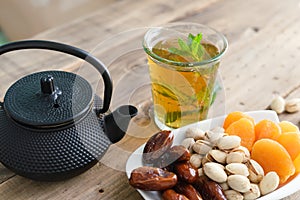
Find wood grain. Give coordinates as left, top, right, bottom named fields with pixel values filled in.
left=1, top=0, right=300, bottom=199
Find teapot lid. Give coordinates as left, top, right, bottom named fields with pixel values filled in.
left=3, top=70, right=93, bottom=129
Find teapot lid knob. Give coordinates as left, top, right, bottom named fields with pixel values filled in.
left=40, top=75, right=55, bottom=94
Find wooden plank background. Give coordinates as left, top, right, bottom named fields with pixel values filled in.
left=1, top=0, right=300, bottom=199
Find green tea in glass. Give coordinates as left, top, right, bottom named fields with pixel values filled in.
left=143, top=23, right=228, bottom=129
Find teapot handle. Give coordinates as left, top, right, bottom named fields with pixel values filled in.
left=0, top=40, right=112, bottom=114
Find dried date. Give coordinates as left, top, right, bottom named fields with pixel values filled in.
left=193, top=176, right=227, bottom=200
left=174, top=162, right=198, bottom=184
left=174, top=181, right=203, bottom=200
left=143, top=130, right=174, bottom=165
left=154, top=145, right=191, bottom=168
left=129, top=166, right=177, bottom=191
left=162, top=189, right=189, bottom=200
left=168, top=145, right=191, bottom=162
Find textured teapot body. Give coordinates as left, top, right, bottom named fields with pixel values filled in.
left=0, top=40, right=137, bottom=181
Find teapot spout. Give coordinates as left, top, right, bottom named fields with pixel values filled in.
left=104, top=105, right=138, bottom=143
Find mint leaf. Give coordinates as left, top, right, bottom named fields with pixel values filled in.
left=193, top=33, right=202, bottom=44
left=168, top=33, right=204, bottom=62
left=168, top=47, right=190, bottom=57
left=191, top=33, right=203, bottom=60
left=187, top=33, right=195, bottom=46
left=210, top=83, right=221, bottom=105
left=178, top=38, right=190, bottom=52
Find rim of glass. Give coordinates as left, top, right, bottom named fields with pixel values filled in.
left=143, top=22, right=228, bottom=68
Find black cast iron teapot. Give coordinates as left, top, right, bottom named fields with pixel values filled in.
left=0, top=40, right=138, bottom=181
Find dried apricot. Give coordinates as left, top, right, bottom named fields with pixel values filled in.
left=278, top=121, right=299, bottom=133
left=277, top=132, right=300, bottom=160
left=293, top=153, right=300, bottom=173
left=225, top=118, right=255, bottom=151
left=223, top=111, right=254, bottom=130
left=251, top=139, right=295, bottom=184
left=255, top=119, right=281, bottom=140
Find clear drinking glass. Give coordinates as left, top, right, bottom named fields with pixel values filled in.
left=143, top=22, right=228, bottom=130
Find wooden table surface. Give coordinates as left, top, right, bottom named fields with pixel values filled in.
left=1, top=0, right=300, bottom=199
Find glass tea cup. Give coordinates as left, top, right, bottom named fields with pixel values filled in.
left=143, top=22, right=228, bottom=130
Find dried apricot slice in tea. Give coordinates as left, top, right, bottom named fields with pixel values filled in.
left=251, top=139, right=295, bottom=184
left=255, top=119, right=281, bottom=140
left=277, top=132, right=300, bottom=160
left=223, top=111, right=254, bottom=130
left=225, top=118, right=255, bottom=151
left=279, top=121, right=299, bottom=133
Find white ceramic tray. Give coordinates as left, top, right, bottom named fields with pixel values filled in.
left=126, top=110, right=300, bottom=200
